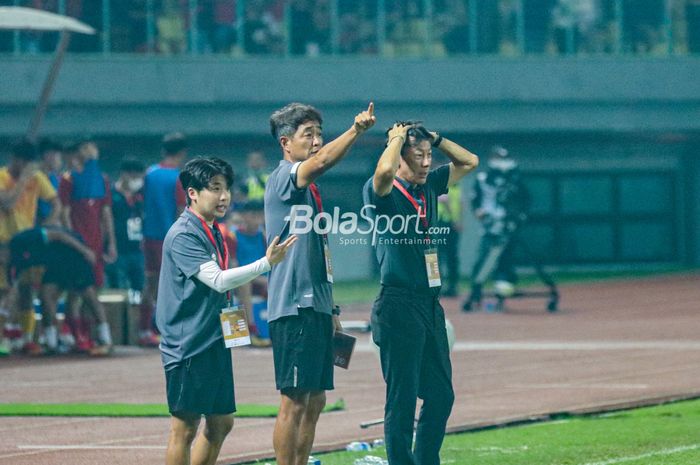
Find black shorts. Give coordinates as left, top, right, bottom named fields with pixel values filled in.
left=43, top=256, right=94, bottom=291
left=164, top=341, right=235, bottom=416
left=269, top=308, right=334, bottom=393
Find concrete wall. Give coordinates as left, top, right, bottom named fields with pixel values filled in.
left=1, top=56, right=700, bottom=136
left=1, top=55, right=698, bottom=274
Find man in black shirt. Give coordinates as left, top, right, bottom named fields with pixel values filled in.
left=108, top=159, right=159, bottom=347
left=462, top=146, right=530, bottom=312
left=362, top=122, right=478, bottom=465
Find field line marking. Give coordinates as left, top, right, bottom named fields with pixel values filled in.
left=580, top=444, right=700, bottom=465
left=16, top=445, right=166, bottom=450
left=0, top=449, right=55, bottom=461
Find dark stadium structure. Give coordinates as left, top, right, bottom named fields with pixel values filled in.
left=2, top=1, right=699, bottom=281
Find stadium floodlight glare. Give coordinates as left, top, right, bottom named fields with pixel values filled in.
left=0, top=6, right=95, bottom=34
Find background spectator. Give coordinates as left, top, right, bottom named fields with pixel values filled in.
left=36, top=137, right=63, bottom=226
left=623, top=0, right=665, bottom=54
left=59, top=139, right=116, bottom=351
left=59, top=139, right=116, bottom=289
left=244, top=0, right=284, bottom=54
left=106, top=159, right=159, bottom=347
left=141, top=132, right=188, bottom=344
left=0, top=139, right=59, bottom=355
left=10, top=226, right=113, bottom=356
left=240, top=150, right=269, bottom=202
left=157, top=0, right=187, bottom=54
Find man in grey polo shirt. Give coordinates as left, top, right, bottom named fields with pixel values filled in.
left=156, top=157, right=295, bottom=465
left=265, top=102, right=375, bottom=465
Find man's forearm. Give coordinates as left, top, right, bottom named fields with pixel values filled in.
left=101, top=207, right=117, bottom=249
left=373, top=136, right=404, bottom=195
left=437, top=137, right=478, bottom=169
left=61, top=206, right=72, bottom=230
left=196, top=259, right=271, bottom=293
left=298, top=126, right=360, bottom=187
left=46, top=229, right=92, bottom=257
left=44, top=198, right=61, bottom=225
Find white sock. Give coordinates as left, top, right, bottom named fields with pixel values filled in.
left=44, top=325, right=58, bottom=350
left=97, top=322, right=112, bottom=346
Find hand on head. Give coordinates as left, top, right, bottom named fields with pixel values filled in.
left=387, top=122, right=410, bottom=144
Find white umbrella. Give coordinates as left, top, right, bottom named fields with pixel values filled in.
left=0, top=6, right=95, bottom=34
left=0, top=7, right=96, bottom=139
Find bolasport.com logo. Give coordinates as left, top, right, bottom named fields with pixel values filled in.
left=285, top=205, right=449, bottom=246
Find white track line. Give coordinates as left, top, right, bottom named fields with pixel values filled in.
left=0, top=449, right=57, bottom=461
left=17, top=445, right=165, bottom=450
left=580, top=444, right=700, bottom=465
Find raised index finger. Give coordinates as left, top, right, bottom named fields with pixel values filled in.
left=367, top=101, right=374, bottom=116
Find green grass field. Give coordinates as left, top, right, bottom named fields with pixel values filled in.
left=300, top=398, right=700, bottom=465
left=0, top=399, right=345, bottom=418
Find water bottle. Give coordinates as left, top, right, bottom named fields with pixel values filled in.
left=353, top=456, right=388, bottom=465
left=346, top=441, right=371, bottom=451
left=485, top=298, right=497, bottom=313
left=307, top=456, right=321, bottom=465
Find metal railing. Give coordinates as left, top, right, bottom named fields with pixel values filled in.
left=1, top=0, right=698, bottom=56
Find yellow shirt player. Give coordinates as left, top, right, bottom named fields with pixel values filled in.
left=0, top=140, right=59, bottom=356
left=0, top=169, right=58, bottom=244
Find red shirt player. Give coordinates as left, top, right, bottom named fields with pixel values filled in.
left=59, top=139, right=116, bottom=288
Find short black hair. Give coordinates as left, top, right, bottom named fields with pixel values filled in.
left=179, top=157, right=235, bottom=205
left=385, top=120, right=432, bottom=153
left=269, top=103, right=323, bottom=140
left=120, top=159, right=145, bottom=173
left=38, top=137, right=63, bottom=155
left=162, top=132, right=188, bottom=156
left=11, top=138, right=38, bottom=161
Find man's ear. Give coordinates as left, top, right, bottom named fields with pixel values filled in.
left=279, top=136, right=289, bottom=152
left=187, top=187, right=197, bottom=203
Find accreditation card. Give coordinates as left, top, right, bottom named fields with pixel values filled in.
left=220, top=306, right=251, bottom=348
left=323, top=237, right=334, bottom=283
left=425, top=248, right=442, bottom=288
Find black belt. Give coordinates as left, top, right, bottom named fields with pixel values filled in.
left=381, top=284, right=440, bottom=298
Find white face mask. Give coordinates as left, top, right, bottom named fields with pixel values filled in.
left=127, top=178, right=144, bottom=192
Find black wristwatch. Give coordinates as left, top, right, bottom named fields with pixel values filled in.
left=432, top=132, right=443, bottom=147
left=332, top=305, right=341, bottom=316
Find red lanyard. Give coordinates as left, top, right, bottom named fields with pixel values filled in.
left=189, top=209, right=229, bottom=270
left=309, top=183, right=328, bottom=240
left=188, top=208, right=232, bottom=297
left=392, top=179, right=429, bottom=234
left=309, top=183, right=324, bottom=213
